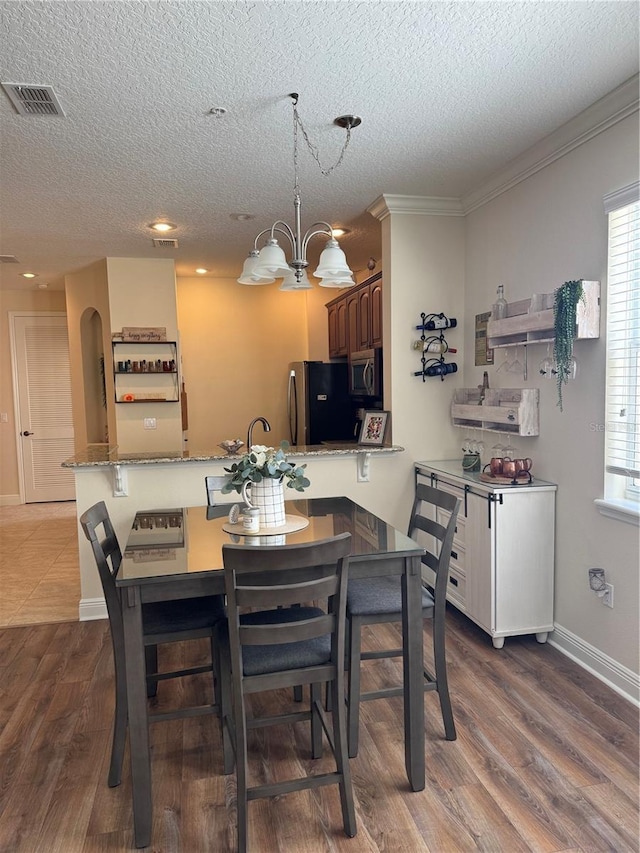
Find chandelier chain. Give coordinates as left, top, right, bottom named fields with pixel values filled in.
left=292, top=102, right=353, bottom=188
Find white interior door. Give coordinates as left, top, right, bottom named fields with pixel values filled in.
left=11, top=313, right=76, bottom=502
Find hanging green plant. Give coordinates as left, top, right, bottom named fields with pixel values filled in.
left=553, top=279, right=583, bottom=411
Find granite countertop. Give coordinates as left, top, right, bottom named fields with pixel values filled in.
left=62, top=443, right=405, bottom=468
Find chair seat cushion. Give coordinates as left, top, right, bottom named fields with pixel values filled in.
left=142, top=594, right=225, bottom=635
left=239, top=606, right=331, bottom=676
left=347, top=577, right=434, bottom=617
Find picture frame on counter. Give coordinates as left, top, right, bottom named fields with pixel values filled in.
left=358, top=410, right=389, bottom=446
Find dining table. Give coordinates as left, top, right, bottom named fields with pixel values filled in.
left=117, top=496, right=426, bottom=848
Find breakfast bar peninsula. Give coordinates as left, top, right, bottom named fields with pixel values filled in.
left=63, top=442, right=404, bottom=621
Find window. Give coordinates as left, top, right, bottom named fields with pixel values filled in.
left=598, top=182, right=640, bottom=525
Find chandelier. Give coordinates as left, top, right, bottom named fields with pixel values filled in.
left=237, top=93, right=361, bottom=291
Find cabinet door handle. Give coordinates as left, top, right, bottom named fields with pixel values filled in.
left=449, top=575, right=459, bottom=587
left=451, top=550, right=458, bottom=560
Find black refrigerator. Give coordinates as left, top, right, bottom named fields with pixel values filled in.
left=287, top=361, right=354, bottom=446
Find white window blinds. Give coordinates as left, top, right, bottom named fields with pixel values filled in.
left=604, top=184, right=640, bottom=496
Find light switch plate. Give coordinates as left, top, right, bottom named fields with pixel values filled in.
left=143, top=417, right=157, bottom=430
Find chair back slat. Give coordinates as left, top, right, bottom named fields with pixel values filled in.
left=236, top=574, right=338, bottom=609
left=407, top=483, right=460, bottom=607
left=240, top=613, right=335, bottom=646
left=80, top=501, right=124, bottom=636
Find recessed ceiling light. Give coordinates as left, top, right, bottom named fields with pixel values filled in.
left=149, top=221, right=176, bottom=232
left=21, top=272, right=37, bottom=278
left=38, top=283, right=48, bottom=289
left=195, top=268, right=208, bottom=275
left=331, top=227, right=351, bottom=238
left=231, top=213, right=255, bottom=221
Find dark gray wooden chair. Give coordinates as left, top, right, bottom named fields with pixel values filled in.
left=218, top=533, right=356, bottom=853
left=205, top=475, right=227, bottom=506
left=80, top=501, right=225, bottom=788
left=345, top=483, right=461, bottom=757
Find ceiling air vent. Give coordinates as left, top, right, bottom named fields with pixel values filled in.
left=0, top=255, right=19, bottom=263
left=152, top=238, right=179, bottom=248
left=1, top=83, right=65, bottom=116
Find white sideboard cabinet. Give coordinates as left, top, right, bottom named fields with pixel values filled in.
left=415, top=460, right=557, bottom=648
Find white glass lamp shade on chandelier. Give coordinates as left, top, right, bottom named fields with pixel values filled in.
left=237, top=93, right=361, bottom=291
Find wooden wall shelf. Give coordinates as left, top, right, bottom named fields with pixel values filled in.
left=451, top=388, right=539, bottom=435
left=486, top=280, right=600, bottom=349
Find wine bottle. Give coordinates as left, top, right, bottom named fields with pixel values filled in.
left=424, top=362, right=458, bottom=377
left=421, top=314, right=457, bottom=331
left=412, top=340, right=458, bottom=353
left=492, top=285, right=507, bottom=320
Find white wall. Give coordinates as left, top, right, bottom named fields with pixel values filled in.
left=464, top=113, right=639, bottom=677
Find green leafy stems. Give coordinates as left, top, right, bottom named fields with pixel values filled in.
left=553, top=279, right=584, bottom=412
left=221, top=440, right=310, bottom=494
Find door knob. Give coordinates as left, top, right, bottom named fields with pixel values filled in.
left=21, top=430, right=33, bottom=436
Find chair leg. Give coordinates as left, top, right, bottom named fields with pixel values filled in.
left=331, top=668, right=357, bottom=837
left=346, top=614, right=362, bottom=758
left=235, top=692, right=250, bottom=853
left=310, top=682, right=323, bottom=759
left=216, top=626, right=235, bottom=775
left=108, top=643, right=128, bottom=788
left=145, top=644, right=158, bottom=698
left=433, top=616, right=456, bottom=741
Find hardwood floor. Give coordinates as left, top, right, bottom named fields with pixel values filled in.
left=0, top=608, right=637, bottom=852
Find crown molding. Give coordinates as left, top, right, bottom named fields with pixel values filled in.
left=462, top=74, right=639, bottom=215
left=603, top=180, right=639, bottom=213
left=367, top=194, right=464, bottom=221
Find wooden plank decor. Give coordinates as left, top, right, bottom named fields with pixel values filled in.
left=486, top=281, right=600, bottom=349
left=451, top=388, right=540, bottom=435
left=122, top=326, right=167, bottom=342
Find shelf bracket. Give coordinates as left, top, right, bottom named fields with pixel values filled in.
left=356, top=451, right=371, bottom=482
left=113, top=464, right=128, bottom=497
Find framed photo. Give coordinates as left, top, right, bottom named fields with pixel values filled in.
left=358, top=410, right=389, bottom=446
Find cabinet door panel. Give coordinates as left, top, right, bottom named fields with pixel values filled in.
left=494, top=492, right=555, bottom=632
left=357, top=286, right=371, bottom=350
left=346, top=293, right=359, bottom=356
left=464, top=490, right=493, bottom=632
left=370, top=280, right=382, bottom=347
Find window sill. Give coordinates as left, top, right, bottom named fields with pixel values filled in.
left=594, top=498, right=640, bottom=527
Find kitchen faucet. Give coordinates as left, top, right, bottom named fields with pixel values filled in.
left=247, top=416, right=271, bottom=449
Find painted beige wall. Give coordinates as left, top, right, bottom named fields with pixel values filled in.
left=65, top=259, right=114, bottom=452
left=176, top=276, right=310, bottom=451
left=106, top=258, right=183, bottom=453
left=0, top=289, right=67, bottom=502
left=464, top=114, right=639, bottom=673
left=383, top=210, right=466, bottom=522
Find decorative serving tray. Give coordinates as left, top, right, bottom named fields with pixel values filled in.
left=222, top=515, right=310, bottom=536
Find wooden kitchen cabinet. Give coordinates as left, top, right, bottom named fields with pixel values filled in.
left=415, top=460, right=556, bottom=648
left=328, top=300, right=348, bottom=357
left=326, top=271, right=382, bottom=358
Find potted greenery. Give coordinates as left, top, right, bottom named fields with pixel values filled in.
left=553, top=279, right=583, bottom=411
left=222, top=441, right=310, bottom=528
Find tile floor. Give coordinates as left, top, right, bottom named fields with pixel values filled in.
left=0, top=501, right=80, bottom=627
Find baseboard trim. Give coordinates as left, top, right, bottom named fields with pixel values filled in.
left=0, top=494, right=21, bottom=506
left=79, top=597, right=107, bottom=621
left=549, top=623, right=639, bottom=707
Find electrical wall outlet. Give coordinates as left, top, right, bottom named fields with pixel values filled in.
left=0, top=412, right=7, bottom=423
left=602, top=583, right=614, bottom=608
left=143, top=417, right=157, bottom=430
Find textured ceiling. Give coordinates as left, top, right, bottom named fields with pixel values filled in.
left=0, top=0, right=638, bottom=290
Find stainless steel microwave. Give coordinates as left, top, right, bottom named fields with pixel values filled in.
left=349, top=348, right=381, bottom=397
